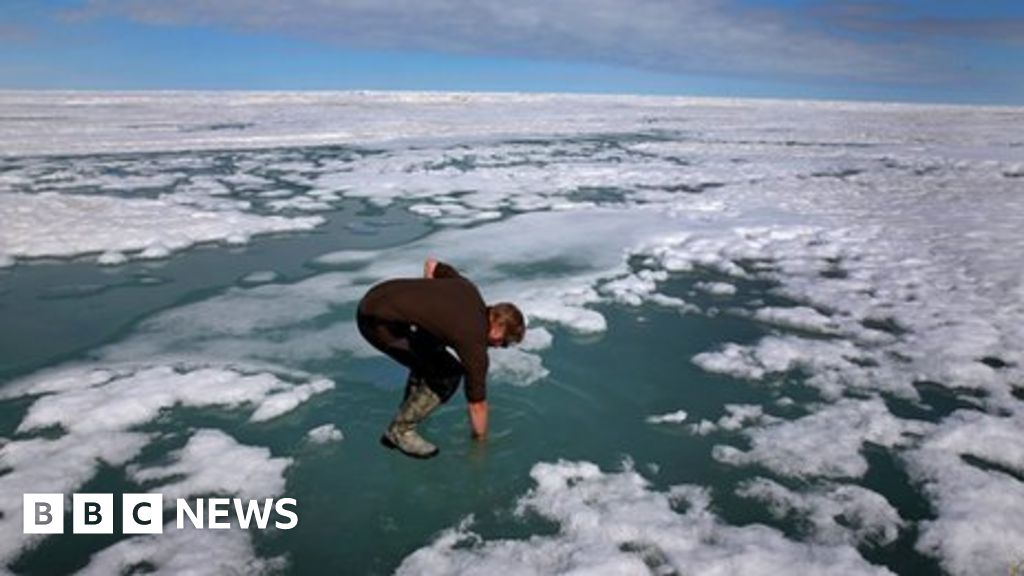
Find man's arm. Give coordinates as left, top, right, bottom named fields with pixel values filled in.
left=423, top=258, right=438, bottom=278
left=424, top=257, right=463, bottom=280
left=468, top=400, right=488, bottom=439
left=460, top=344, right=489, bottom=439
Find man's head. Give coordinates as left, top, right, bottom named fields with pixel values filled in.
left=487, top=302, right=526, bottom=348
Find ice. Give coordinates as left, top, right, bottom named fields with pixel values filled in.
left=517, top=326, right=553, bottom=352
left=398, top=460, right=891, bottom=576
left=139, top=242, right=173, bottom=260
left=129, top=429, right=292, bottom=501
left=752, top=306, right=838, bottom=334
left=1, top=92, right=1023, bottom=573
left=489, top=348, right=550, bottom=386
left=904, top=410, right=1024, bottom=576
left=99, top=207, right=691, bottom=377
left=250, top=378, right=334, bottom=422
left=11, top=365, right=333, bottom=434
left=310, top=249, right=380, bottom=268
left=712, top=397, right=928, bottom=479
left=0, top=191, right=323, bottom=266
left=737, top=478, right=904, bottom=546
left=306, top=424, right=344, bottom=444
left=690, top=403, right=776, bottom=435
left=97, top=250, right=128, bottom=266
left=240, top=270, right=280, bottom=285
left=0, top=91, right=772, bottom=157
left=0, top=431, right=149, bottom=564
left=598, top=268, right=697, bottom=312
left=75, top=523, right=286, bottom=576
left=695, top=281, right=737, bottom=296
left=0, top=364, right=330, bottom=566
left=693, top=335, right=909, bottom=399
left=645, top=410, right=688, bottom=424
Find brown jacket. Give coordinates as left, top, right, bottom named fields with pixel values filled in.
left=358, top=263, right=489, bottom=402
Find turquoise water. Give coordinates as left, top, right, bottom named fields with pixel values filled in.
left=0, top=200, right=425, bottom=381
left=1, top=188, right=942, bottom=574
left=7, top=94, right=1024, bottom=574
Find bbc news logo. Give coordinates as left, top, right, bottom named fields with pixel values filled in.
left=24, top=494, right=298, bottom=534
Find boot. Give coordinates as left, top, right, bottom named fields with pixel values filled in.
left=380, top=382, right=442, bottom=459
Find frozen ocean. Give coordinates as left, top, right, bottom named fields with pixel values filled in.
left=1, top=91, right=1023, bottom=575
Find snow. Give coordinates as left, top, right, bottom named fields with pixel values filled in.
left=690, top=404, right=776, bottom=435
left=2, top=91, right=1023, bottom=574
left=695, top=281, right=737, bottom=296
left=645, top=410, right=688, bottom=424
left=0, top=191, right=323, bottom=266
left=76, top=523, right=286, bottom=576
left=307, top=424, right=344, bottom=444
left=0, top=364, right=330, bottom=566
left=397, top=460, right=892, bottom=576
left=737, top=477, right=904, bottom=546
left=711, top=398, right=929, bottom=479
left=310, top=249, right=380, bottom=268
left=753, top=306, right=838, bottom=334
left=903, top=410, right=1024, bottom=576
left=240, top=270, right=280, bottom=285
left=129, top=429, right=292, bottom=501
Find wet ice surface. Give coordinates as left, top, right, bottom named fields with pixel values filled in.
left=1, top=92, right=1023, bottom=575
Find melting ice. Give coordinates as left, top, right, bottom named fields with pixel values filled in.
left=0, top=91, right=1022, bottom=575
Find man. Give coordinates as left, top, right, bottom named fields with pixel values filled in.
left=356, top=258, right=526, bottom=459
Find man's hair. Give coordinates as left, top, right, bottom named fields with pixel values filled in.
left=488, top=302, right=526, bottom=345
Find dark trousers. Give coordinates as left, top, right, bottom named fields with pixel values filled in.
left=356, top=311, right=464, bottom=403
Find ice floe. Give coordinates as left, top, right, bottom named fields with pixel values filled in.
left=0, top=364, right=331, bottom=566
left=0, top=191, right=322, bottom=266
left=645, top=410, right=689, bottom=424
left=306, top=423, right=344, bottom=444
left=2, top=91, right=1023, bottom=574
left=398, top=460, right=892, bottom=575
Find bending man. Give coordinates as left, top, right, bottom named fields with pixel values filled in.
left=356, top=258, right=525, bottom=459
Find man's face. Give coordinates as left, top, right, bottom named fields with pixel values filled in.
left=487, top=323, right=512, bottom=348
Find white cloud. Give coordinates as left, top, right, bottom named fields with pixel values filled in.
left=68, top=0, right=936, bottom=82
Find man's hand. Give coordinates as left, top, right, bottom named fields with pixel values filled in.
left=424, top=257, right=438, bottom=279
left=468, top=400, right=488, bottom=439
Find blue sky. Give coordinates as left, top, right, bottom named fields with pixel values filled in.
left=1, top=0, right=1022, bottom=104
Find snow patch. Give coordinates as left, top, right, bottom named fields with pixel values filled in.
left=645, top=410, right=688, bottom=424
left=397, top=460, right=891, bottom=576
left=307, top=424, right=344, bottom=444
left=0, top=192, right=322, bottom=265
left=0, top=364, right=330, bottom=566
left=712, top=397, right=927, bottom=479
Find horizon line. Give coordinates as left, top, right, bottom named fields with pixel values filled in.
left=1, top=87, right=1020, bottom=111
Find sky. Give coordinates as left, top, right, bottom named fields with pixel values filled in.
left=1, top=0, right=1023, bottom=104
